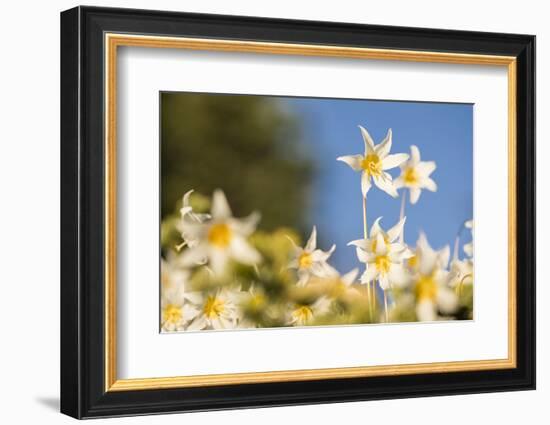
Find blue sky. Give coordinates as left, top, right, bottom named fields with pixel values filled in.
left=281, top=97, right=473, bottom=273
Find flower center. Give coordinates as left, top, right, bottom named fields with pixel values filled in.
left=298, top=252, right=313, bottom=269
left=403, top=167, right=419, bottom=185
left=361, top=154, right=382, bottom=177
left=407, top=255, right=418, bottom=269
left=207, top=223, right=232, bottom=247
left=374, top=255, right=390, bottom=274
left=293, top=305, right=313, bottom=324
left=162, top=304, right=182, bottom=325
left=203, top=295, right=226, bottom=318
left=415, top=274, right=438, bottom=301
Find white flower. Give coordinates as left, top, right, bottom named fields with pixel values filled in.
left=394, top=145, right=437, bottom=204
left=447, top=258, right=474, bottom=288
left=236, top=285, right=269, bottom=329
left=337, top=125, right=408, bottom=198
left=187, top=288, right=242, bottom=330
left=327, top=268, right=360, bottom=298
left=408, top=233, right=457, bottom=321
left=179, top=190, right=261, bottom=275
left=176, top=190, right=211, bottom=250
left=463, top=220, right=474, bottom=258
left=288, top=226, right=336, bottom=286
left=287, top=297, right=331, bottom=326
left=348, top=217, right=412, bottom=290
left=160, top=260, right=200, bottom=332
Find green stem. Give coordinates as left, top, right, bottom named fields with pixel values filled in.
left=399, top=190, right=406, bottom=244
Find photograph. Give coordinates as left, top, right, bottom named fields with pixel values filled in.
left=159, top=92, right=474, bottom=332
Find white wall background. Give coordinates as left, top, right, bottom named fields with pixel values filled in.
left=0, top=0, right=544, bottom=423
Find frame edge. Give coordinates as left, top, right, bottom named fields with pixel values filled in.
left=60, top=6, right=83, bottom=420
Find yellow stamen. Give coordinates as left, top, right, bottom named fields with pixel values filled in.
left=374, top=255, right=390, bottom=274
left=298, top=252, right=313, bottom=269
left=249, top=293, right=266, bottom=310
left=292, top=305, right=313, bottom=324
left=203, top=295, right=225, bottom=318
left=407, top=255, right=418, bottom=269
left=415, top=274, right=438, bottom=301
left=207, top=223, right=232, bottom=247
left=403, top=167, right=419, bottom=186
left=162, top=304, right=182, bottom=325
left=361, top=154, right=382, bottom=177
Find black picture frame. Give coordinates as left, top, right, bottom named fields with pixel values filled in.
left=60, top=5, right=535, bottom=419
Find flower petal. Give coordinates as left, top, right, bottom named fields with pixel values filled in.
left=348, top=238, right=369, bottom=249
left=373, top=174, right=399, bottom=198
left=356, top=246, right=375, bottom=263
left=341, top=268, right=359, bottom=285
left=179, top=244, right=208, bottom=267
left=297, top=272, right=310, bottom=287
left=337, top=154, right=363, bottom=171
left=387, top=217, right=406, bottom=242
left=229, top=236, right=261, bottom=265
left=388, top=263, right=410, bottom=287
left=375, top=233, right=387, bottom=255
left=305, top=226, right=317, bottom=252
left=230, top=211, right=260, bottom=236
left=312, top=244, right=335, bottom=261
left=437, top=286, right=458, bottom=314
left=359, top=125, right=375, bottom=154
left=410, top=187, right=421, bottom=204
left=417, top=161, right=436, bottom=176
left=375, top=128, right=392, bottom=158
left=311, top=262, right=336, bottom=278
left=361, top=171, right=372, bottom=197
left=417, top=233, right=437, bottom=276
left=410, top=145, right=421, bottom=165
left=378, top=273, right=390, bottom=290
left=360, top=266, right=378, bottom=283
left=382, top=153, right=409, bottom=170
left=211, top=189, right=232, bottom=219
left=187, top=316, right=207, bottom=331
left=416, top=300, right=436, bottom=322
left=209, top=247, right=228, bottom=275
left=422, top=177, right=437, bottom=192
left=182, top=189, right=194, bottom=207
left=464, top=242, right=473, bottom=257
left=369, top=216, right=383, bottom=238
left=393, top=175, right=405, bottom=189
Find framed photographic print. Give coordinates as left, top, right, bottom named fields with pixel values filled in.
left=60, top=6, right=535, bottom=419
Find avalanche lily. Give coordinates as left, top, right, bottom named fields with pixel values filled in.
left=337, top=125, right=409, bottom=198
left=179, top=189, right=261, bottom=274
left=348, top=217, right=413, bottom=290
left=327, top=268, right=360, bottom=298
left=288, top=297, right=331, bottom=326
left=160, top=260, right=200, bottom=332
left=407, top=233, right=458, bottom=321
left=288, top=226, right=336, bottom=286
left=447, top=258, right=474, bottom=289
left=394, top=145, right=437, bottom=204
left=176, top=189, right=211, bottom=250
left=187, top=288, right=243, bottom=330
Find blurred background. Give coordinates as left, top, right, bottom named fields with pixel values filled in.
left=161, top=92, right=473, bottom=272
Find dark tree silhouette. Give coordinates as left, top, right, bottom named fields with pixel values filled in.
left=161, top=92, right=314, bottom=232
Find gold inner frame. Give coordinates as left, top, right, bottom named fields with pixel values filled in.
left=104, top=33, right=517, bottom=392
